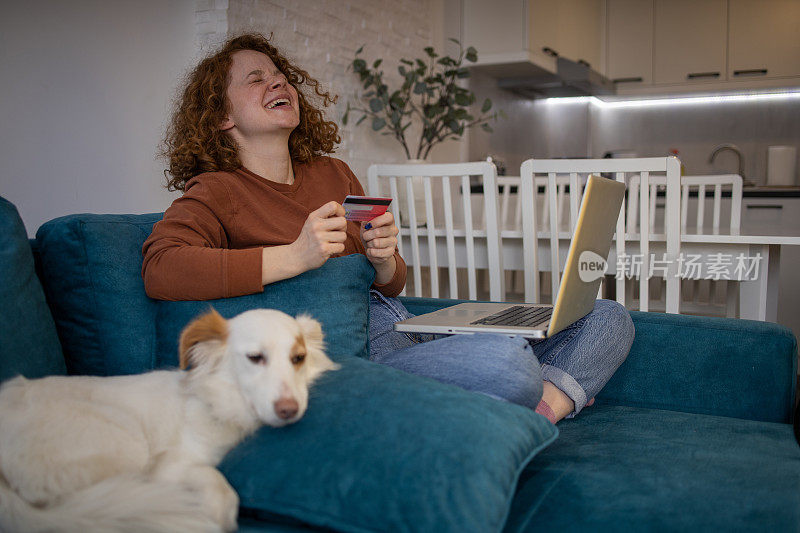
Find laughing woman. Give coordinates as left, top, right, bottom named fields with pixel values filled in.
left=142, top=33, right=634, bottom=424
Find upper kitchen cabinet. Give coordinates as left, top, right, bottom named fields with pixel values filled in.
left=653, top=0, right=727, bottom=85
left=530, top=0, right=605, bottom=72
left=461, top=0, right=604, bottom=76
left=728, top=0, right=800, bottom=81
left=606, top=0, right=653, bottom=86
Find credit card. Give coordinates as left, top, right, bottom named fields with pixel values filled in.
left=343, top=195, right=393, bottom=222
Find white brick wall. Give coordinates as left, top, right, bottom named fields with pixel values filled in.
left=196, top=0, right=464, bottom=183
left=195, top=0, right=229, bottom=53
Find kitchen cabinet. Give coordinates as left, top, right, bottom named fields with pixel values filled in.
left=606, top=0, right=653, bottom=85
left=461, top=0, right=604, bottom=75
left=530, top=0, right=605, bottom=71
left=728, top=0, right=800, bottom=81
left=653, top=0, right=727, bottom=85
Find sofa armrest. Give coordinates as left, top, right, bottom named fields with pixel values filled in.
left=400, top=298, right=798, bottom=424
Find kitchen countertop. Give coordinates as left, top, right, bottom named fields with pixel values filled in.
left=741, top=186, right=800, bottom=198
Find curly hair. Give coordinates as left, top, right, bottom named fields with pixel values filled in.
left=161, top=33, right=341, bottom=191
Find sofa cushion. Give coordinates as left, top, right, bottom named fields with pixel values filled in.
left=221, top=355, right=558, bottom=533
left=35, top=214, right=373, bottom=374
left=0, top=197, right=66, bottom=381
left=503, top=405, right=800, bottom=532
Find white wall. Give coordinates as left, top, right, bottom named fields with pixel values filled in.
left=0, top=0, right=197, bottom=236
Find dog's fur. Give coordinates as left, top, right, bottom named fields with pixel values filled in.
left=0, top=308, right=338, bottom=533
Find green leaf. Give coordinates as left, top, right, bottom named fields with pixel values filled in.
left=413, top=82, right=427, bottom=94
left=424, top=46, right=436, bottom=58
left=448, top=120, right=460, bottom=133
left=454, top=92, right=471, bottom=106
left=369, top=98, right=384, bottom=112
left=342, top=111, right=348, bottom=125
left=373, top=59, right=382, bottom=69
left=456, top=68, right=470, bottom=78
left=481, top=123, right=494, bottom=133
left=400, top=58, right=414, bottom=65
left=355, top=45, right=364, bottom=55
left=466, top=46, right=478, bottom=62
left=356, top=115, right=367, bottom=126
left=398, top=65, right=406, bottom=76
left=416, top=58, right=426, bottom=68
left=481, top=98, right=492, bottom=113
left=353, top=58, right=367, bottom=72
left=372, top=117, right=386, bottom=131
left=448, top=38, right=460, bottom=45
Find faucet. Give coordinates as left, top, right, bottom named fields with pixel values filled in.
left=709, top=144, right=751, bottom=186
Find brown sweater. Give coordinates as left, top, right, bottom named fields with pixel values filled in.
left=142, top=156, right=406, bottom=301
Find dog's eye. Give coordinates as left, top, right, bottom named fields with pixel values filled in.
left=291, top=353, right=306, bottom=366
left=246, top=353, right=266, bottom=365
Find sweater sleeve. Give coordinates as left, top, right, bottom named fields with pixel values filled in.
left=343, top=162, right=407, bottom=297
left=141, top=177, right=263, bottom=301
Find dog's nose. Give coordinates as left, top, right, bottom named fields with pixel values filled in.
left=274, top=397, right=299, bottom=420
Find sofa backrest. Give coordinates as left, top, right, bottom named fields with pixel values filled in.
left=400, top=297, right=798, bottom=424
left=35, top=213, right=374, bottom=375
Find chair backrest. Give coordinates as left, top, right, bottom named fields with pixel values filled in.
left=627, top=174, right=742, bottom=235
left=520, top=157, right=682, bottom=313
left=498, top=175, right=587, bottom=234
left=367, top=162, right=504, bottom=301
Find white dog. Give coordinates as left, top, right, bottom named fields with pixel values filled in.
left=0, top=308, right=338, bottom=533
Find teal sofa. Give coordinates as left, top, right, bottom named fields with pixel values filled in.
left=2, top=196, right=800, bottom=532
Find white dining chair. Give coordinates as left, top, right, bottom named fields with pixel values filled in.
left=519, top=157, right=683, bottom=313
left=627, top=173, right=744, bottom=317
left=367, top=161, right=504, bottom=301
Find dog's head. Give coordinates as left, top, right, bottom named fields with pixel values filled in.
left=179, top=308, right=339, bottom=427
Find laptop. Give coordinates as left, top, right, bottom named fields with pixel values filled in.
left=394, top=174, right=626, bottom=339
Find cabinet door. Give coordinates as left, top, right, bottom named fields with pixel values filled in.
left=653, top=0, right=727, bottom=85
left=462, top=0, right=527, bottom=56
left=530, top=0, right=604, bottom=69
left=607, top=0, right=653, bottom=85
left=729, top=0, right=800, bottom=80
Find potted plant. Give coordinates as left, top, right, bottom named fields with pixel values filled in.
left=342, top=39, right=502, bottom=161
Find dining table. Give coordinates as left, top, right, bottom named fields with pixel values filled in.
left=397, top=227, right=800, bottom=322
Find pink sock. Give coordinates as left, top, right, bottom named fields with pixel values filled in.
left=587, top=397, right=595, bottom=407
left=535, top=400, right=558, bottom=424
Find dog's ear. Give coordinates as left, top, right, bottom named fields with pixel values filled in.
left=179, top=308, right=228, bottom=370
left=295, top=314, right=339, bottom=377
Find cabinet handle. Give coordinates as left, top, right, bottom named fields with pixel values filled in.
left=613, top=77, right=644, bottom=84
left=542, top=47, right=559, bottom=58
left=578, top=59, right=591, bottom=68
left=745, top=204, right=783, bottom=210
left=734, top=69, right=768, bottom=77
left=687, top=72, right=720, bottom=79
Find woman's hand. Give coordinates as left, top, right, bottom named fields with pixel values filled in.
left=361, top=211, right=398, bottom=284
left=290, top=201, right=347, bottom=271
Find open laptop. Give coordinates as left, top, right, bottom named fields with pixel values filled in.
left=394, top=174, right=626, bottom=339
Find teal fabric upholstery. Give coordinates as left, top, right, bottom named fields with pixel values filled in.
left=221, top=356, right=557, bottom=533
left=33, top=213, right=559, bottom=532
left=36, top=213, right=161, bottom=375
left=503, top=405, right=800, bottom=532
left=0, top=197, right=65, bottom=381
left=400, top=297, right=798, bottom=424
left=35, top=214, right=374, bottom=373
left=598, top=311, right=797, bottom=423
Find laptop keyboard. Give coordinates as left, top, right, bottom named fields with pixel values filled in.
left=470, top=306, right=553, bottom=328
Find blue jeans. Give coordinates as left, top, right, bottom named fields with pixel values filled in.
left=368, top=291, right=635, bottom=417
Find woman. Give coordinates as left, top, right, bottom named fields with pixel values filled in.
left=142, top=33, right=634, bottom=424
